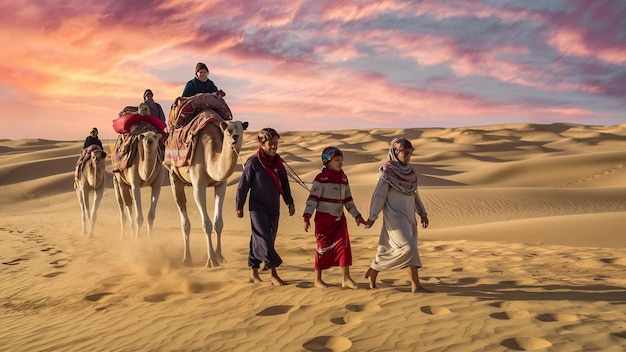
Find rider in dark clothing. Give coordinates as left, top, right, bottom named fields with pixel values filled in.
left=181, top=62, right=225, bottom=98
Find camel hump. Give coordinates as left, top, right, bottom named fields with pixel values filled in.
left=169, top=93, right=232, bottom=129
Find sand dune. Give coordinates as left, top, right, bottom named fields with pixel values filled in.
left=1, top=123, right=625, bottom=351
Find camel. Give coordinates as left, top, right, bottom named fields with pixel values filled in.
left=75, top=145, right=108, bottom=238
left=112, top=129, right=164, bottom=239
left=168, top=109, right=247, bottom=267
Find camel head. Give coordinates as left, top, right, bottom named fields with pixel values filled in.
left=90, top=148, right=108, bottom=166
left=138, top=131, right=162, bottom=149
left=220, top=120, right=248, bottom=151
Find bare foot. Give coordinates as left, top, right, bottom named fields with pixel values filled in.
left=249, top=269, right=263, bottom=283
left=364, top=267, right=377, bottom=289
left=412, top=285, right=433, bottom=293
left=342, top=278, right=358, bottom=289
left=270, top=276, right=288, bottom=286
left=315, top=280, right=330, bottom=289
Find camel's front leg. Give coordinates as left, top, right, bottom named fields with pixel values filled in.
left=113, top=176, right=128, bottom=239
left=212, top=181, right=227, bottom=264
left=130, top=183, right=143, bottom=239
left=170, top=171, right=192, bottom=265
left=76, top=185, right=90, bottom=237
left=191, top=178, right=217, bottom=268
left=89, top=185, right=105, bottom=238
left=146, top=169, right=163, bottom=239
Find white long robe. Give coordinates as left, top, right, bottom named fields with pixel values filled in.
left=368, top=177, right=427, bottom=270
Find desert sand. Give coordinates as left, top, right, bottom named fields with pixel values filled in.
left=1, top=122, right=626, bottom=351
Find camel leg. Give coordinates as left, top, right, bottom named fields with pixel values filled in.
left=146, top=169, right=163, bottom=239
left=130, top=183, right=143, bottom=240
left=170, top=171, right=192, bottom=265
left=190, top=177, right=217, bottom=268
left=113, top=176, right=129, bottom=239
left=89, top=185, right=104, bottom=239
left=76, top=183, right=90, bottom=237
left=212, top=181, right=227, bottom=264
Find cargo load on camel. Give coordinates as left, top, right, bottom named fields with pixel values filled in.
left=111, top=106, right=165, bottom=173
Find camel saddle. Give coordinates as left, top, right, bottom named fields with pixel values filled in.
left=75, top=145, right=107, bottom=181
left=168, top=93, right=232, bottom=129
left=164, top=109, right=225, bottom=169
left=111, top=121, right=164, bottom=173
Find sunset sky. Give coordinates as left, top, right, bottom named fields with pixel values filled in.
left=1, top=0, right=625, bottom=140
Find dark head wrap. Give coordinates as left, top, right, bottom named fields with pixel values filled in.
left=143, top=89, right=153, bottom=99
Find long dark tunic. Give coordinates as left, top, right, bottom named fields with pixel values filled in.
left=236, top=155, right=294, bottom=269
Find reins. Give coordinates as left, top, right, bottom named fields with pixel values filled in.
left=226, top=126, right=310, bottom=192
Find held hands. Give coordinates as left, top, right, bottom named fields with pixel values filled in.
left=364, top=219, right=375, bottom=229
left=355, top=215, right=367, bottom=227
left=420, top=215, right=429, bottom=228
left=288, top=203, right=296, bottom=216
left=236, top=209, right=244, bottom=218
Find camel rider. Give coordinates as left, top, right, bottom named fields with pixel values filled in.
left=181, top=62, right=226, bottom=98
left=84, top=127, right=103, bottom=149
left=75, top=128, right=103, bottom=181
left=143, top=89, right=166, bottom=123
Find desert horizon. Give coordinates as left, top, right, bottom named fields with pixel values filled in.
left=2, top=122, right=626, bottom=351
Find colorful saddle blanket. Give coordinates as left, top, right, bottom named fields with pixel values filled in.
left=168, top=93, right=232, bottom=129
left=111, top=121, right=164, bottom=173
left=164, top=109, right=224, bottom=168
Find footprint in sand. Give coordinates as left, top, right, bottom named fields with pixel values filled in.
left=535, top=313, right=579, bottom=323
left=345, top=302, right=381, bottom=313
left=2, top=258, right=27, bottom=265
left=501, top=337, right=552, bottom=351
left=330, top=312, right=363, bottom=326
left=303, top=336, right=352, bottom=352
left=490, top=310, right=532, bottom=320
left=420, top=305, right=452, bottom=316
left=49, top=259, right=70, bottom=268
left=330, top=303, right=380, bottom=326
left=600, top=258, right=626, bottom=266
left=256, top=305, right=293, bottom=316
left=43, top=271, right=64, bottom=278
left=96, top=274, right=132, bottom=289
left=41, top=247, right=62, bottom=255
left=611, top=331, right=626, bottom=339
left=143, top=291, right=183, bottom=303
left=84, top=292, right=114, bottom=302
left=296, top=282, right=315, bottom=289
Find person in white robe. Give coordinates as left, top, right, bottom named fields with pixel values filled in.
left=364, top=137, right=431, bottom=293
